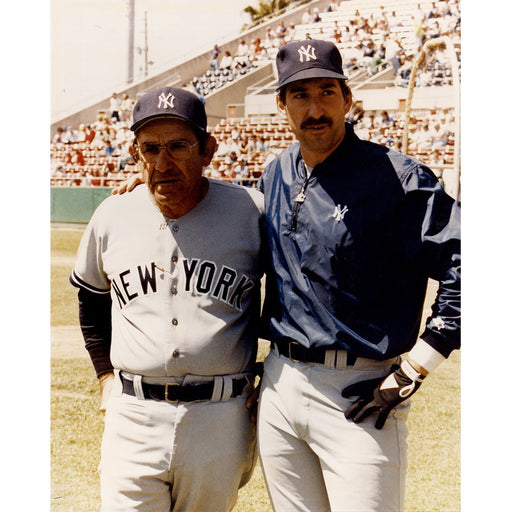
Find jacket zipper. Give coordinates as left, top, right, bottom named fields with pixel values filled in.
left=291, top=171, right=311, bottom=232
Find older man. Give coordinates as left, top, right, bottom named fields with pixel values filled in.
left=70, top=86, right=265, bottom=512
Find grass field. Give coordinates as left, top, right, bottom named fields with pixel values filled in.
left=51, top=226, right=460, bottom=512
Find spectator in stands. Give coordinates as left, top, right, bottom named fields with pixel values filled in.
left=210, top=44, right=221, bottom=70
left=379, top=111, right=394, bottom=126
left=204, top=158, right=223, bottom=179
left=344, top=56, right=359, bottom=74
left=363, top=113, right=376, bottom=131
left=246, top=134, right=258, bottom=157
left=218, top=156, right=235, bottom=180
left=238, top=136, right=250, bottom=159
left=104, top=140, right=116, bottom=158
left=109, top=92, right=121, bottom=122
left=353, top=121, right=370, bottom=141
left=256, top=136, right=269, bottom=152
left=230, top=124, right=241, bottom=141
left=331, top=22, right=342, bottom=43
left=250, top=38, right=268, bottom=63
left=430, top=121, right=448, bottom=149
left=387, top=11, right=403, bottom=29
left=76, top=124, right=87, bottom=143
left=339, top=25, right=351, bottom=43
left=82, top=170, right=93, bottom=186
left=416, top=67, right=433, bottom=86
left=369, top=44, right=385, bottom=74
left=361, top=40, right=376, bottom=66
left=61, top=126, right=77, bottom=144
left=373, top=16, right=389, bottom=37
left=53, top=126, right=65, bottom=144
left=347, top=100, right=364, bottom=125
left=427, top=148, right=446, bottom=177
left=427, top=2, right=440, bottom=19
left=275, top=21, right=288, bottom=46
left=414, top=9, right=427, bottom=49
left=215, top=135, right=231, bottom=158
left=228, top=150, right=239, bottom=166
left=232, top=158, right=250, bottom=186
left=234, top=40, right=251, bottom=68
left=71, top=148, right=85, bottom=167
left=285, top=23, right=296, bottom=43
left=301, top=8, right=313, bottom=25
left=384, top=37, right=403, bottom=74
left=120, top=94, right=132, bottom=122
left=263, top=27, right=278, bottom=51
left=414, top=3, right=426, bottom=22
left=415, top=123, right=433, bottom=151
left=219, top=51, right=233, bottom=71
left=394, top=54, right=414, bottom=87
left=94, top=111, right=111, bottom=139
left=114, top=125, right=131, bottom=147
left=118, top=143, right=134, bottom=171
left=392, top=139, right=403, bottom=153
left=52, top=164, right=65, bottom=180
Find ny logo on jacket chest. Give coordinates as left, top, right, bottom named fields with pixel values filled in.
left=333, top=204, right=349, bottom=222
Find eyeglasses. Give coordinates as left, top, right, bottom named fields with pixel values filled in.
left=138, top=140, right=200, bottom=162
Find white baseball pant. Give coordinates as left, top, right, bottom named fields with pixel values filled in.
left=257, top=346, right=409, bottom=512
left=99, top=372, right=256, bottom=512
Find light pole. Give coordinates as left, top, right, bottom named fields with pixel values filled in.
left=127, top=0, right=135, bottom=84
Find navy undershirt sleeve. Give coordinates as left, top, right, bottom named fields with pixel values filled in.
left=77, top=287, right=114, bottom=378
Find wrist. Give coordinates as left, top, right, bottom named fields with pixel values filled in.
left=99, top=372, right=115, bottom=391
left=408, top=339, right=446, bottom=375
left=99, top=371, right=115, bottom=383
left=400, top=359, right=426, bottom=382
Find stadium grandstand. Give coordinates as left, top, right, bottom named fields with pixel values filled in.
left=51, top=0, right=461, bottom=217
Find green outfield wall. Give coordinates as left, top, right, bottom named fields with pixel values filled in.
left=51, top=187, right=112, bottom=223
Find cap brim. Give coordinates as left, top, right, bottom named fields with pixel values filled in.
left=130, top=114, right=206, bottom=133
left=277, top=68, right=348, bottom=90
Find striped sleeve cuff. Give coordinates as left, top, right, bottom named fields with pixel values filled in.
left=69, top=269, right=110, bottom=294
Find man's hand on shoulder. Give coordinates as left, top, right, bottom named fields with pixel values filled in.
left=111, top=173, right=144, bottom=195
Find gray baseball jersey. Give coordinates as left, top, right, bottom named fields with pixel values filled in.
left=71, top=180, right=265, bottom=377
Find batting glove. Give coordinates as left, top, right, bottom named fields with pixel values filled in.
left=341, top=360, right=425, bottom=429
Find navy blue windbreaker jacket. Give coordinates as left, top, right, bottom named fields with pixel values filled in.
left=258, top=123, right=460, bottom=360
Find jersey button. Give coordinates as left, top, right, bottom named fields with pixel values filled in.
left=171, top=256, right=178, bottom=263
left=171, top=318, right=178, bottom=326
left=172, top=349, right=180, bottom=358
left=171, top=286, right=178, bottom=295
left=172, top=225, right=179, bottom=232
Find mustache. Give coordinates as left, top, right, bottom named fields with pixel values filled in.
left=301, top=116, right=332, bottom=129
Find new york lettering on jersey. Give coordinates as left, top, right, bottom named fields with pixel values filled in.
left=111, top=258, right=255, bottom=311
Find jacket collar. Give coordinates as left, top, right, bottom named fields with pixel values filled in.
left=295, top=122, right=359, bottom=175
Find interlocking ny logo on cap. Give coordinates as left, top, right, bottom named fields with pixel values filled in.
left=158, top=92, right=175, bottom=109
left=297, top=44, right=317, bottom=63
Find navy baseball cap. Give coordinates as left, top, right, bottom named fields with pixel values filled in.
left=130, top=86, right=207, bottom=133
left=276, top=39, right=348, bottom=90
